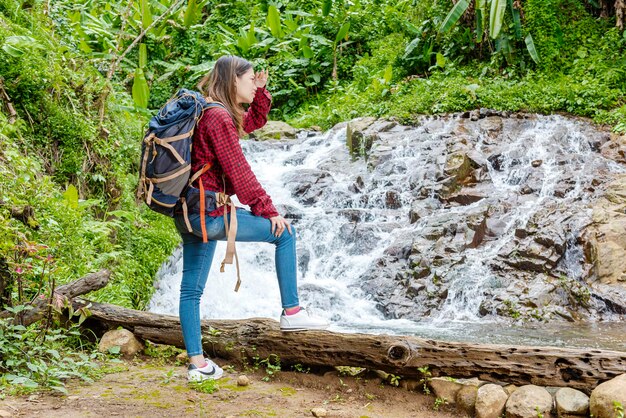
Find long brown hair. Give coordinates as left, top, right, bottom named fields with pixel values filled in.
left=197, top=55, right=252, bottom=137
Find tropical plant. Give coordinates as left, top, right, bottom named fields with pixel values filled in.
left=438, top=0, right=539, bottom=64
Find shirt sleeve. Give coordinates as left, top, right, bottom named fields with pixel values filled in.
left=243, top=87, right=272, bottom=134
left=207, top=109, right=279, bottom=219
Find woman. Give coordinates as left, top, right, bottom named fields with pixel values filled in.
left=174, top=55, right=328, bottom=382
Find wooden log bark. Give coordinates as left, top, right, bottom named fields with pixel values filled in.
left=0, top=270, right=110, bottom=325
left=72, top=299, right=626, bottom=390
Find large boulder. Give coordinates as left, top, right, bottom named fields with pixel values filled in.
left=476, top=384, right=509, bottom=418
left=555, top=387, right=589, bottom=417
left=590, top=374, right=626, bottom=418
left=98, top=328, right=143, bottom=357
left=457, top=383, right=483, bottom=416
left=505, top=385, right=553, bottom=418
left=429, top=377, right=464, bottom=405
left=583, top=175, right=626, bottom=285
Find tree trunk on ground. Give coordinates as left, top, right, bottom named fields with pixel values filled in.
left=0, top=270, right=110, bottom=325
left=72, top=299, right=626, bottom=391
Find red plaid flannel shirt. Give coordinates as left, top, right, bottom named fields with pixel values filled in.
left=191, top=87, right=279, bottom=219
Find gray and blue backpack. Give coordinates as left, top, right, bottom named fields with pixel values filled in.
left=137, top=89, right=224, bottom=220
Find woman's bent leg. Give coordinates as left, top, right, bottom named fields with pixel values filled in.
left=178, top=233, right=217, bottom=357
left=232, top=210, right=299, bottom=309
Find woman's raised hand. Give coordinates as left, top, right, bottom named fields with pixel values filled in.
left=269, top=215, right=292, bottom=237
left=254, top=69, right=268, bottom=88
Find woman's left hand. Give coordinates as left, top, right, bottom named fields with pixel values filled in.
left=254, top=69, right=268, bottom=88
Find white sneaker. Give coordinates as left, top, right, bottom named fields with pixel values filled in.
left=280, top=307, right=329, bottom=332
left=187, top=358, right=224, bottom=382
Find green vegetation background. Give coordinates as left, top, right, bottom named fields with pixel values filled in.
left=0, top=0, right=624, bottom=312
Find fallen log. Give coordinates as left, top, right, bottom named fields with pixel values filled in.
left=0, top=270, right=110, bottom=325
left=72, top=299, right=626, bottom=390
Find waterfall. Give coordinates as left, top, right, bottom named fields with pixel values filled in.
left=148, top=114, right=626, bottom=347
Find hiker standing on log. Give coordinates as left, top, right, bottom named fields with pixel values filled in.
left=173, top=55, right=329, bottom=382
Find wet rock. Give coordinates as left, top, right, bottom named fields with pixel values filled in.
left=409, top=198, right=440, bottom=223
left=447, top=189, right=486, bottom=205
left=476, top=383, right=508, bottom=418
left=532, top=160, right=543, bottom=168
left=505, top=385, right=553, bottom=418
left=250, top=120, right=297, bottom=140
left=444, top=152, right=474, bottom=185
left=346, top=117, right=377, bottom=157
left=99, top=328, right=143, bottom=357
left=600, top=133, right=626, bottom=163
left=590, top=374, right=626, bottom=418
left=583, top=175, right=626, bottom=285
left=479, top=116, right=504, bottom=134
left=589, top=284, right=626, bottom=314
left=555, top=387, right=589, bottom=416
left=385, top=190, right=402, bottom=209
left=282, top=169, right=333, bottom=205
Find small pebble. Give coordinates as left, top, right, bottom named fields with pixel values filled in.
left=237, top=375, right=250, bottom=386
left=311, top=407, right=327, bottom=417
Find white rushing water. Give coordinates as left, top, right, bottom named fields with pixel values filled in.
left=148, top=115, right=626, bottom=344
left=148, top=127, right=412, bottom=333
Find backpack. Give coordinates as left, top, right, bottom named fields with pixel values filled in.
left=136, top=89, right=242, bottom=291
left=137, top=88, right=222, bottom=216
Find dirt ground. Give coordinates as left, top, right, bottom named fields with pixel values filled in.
left=0, top=355, right=466, bottom=418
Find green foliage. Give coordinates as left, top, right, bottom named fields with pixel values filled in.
left=0, top=309, right=103, bottom=395
left=433, top=396, right=448, bottom=411
left=417, top=365, right=432, bottom=395
left=253, top=353, right=281, bottom=382
left=189, top=378, right=219, bottom=393
left=614, top=401, right=625, bottom=418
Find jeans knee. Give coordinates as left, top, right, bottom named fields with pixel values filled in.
left=180, top=285, right=203, bottom=302
left=279, top=225, right=297, bottom=243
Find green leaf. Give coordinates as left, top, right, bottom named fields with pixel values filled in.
left=267, top=5, right=283, bottom=39
left=489, top=0, right=507, bottom=39
left=132, top=68, right=150, bottom=108
left=436, top=52, right=446, bottom=68
left=46, top=349, right=61, bottom=359
left=383, top=65, right=393, bottom=84
left=476, top=0, right=486, bottom=37
left=525, top=33, right=539, bottom=64
left=184, top=0, right=199, bottom=28
left=439, top=0, right=470, bottom=34
left=247, top=22, right=256, bottom=46
left=2, top=36, right=45, bottom=57
left=63, top=184, right=79, bottom=209
left=139, top=43, right=147, bottom=69
left=508, top=0, right=522, bottom=39
left=140, top=0, right=153, bottom=30
left=322, top=0, right=332, bottom=16
left=237, top=35, right=249, bottom=52
left=403, top=36, right=421, bottom=59
left=475, top=9, right=484, bottom=41
left=284, top=17, right=298, bottom=32
left=302, top=45, right=314, bottom=59
left=335, top=22, right=350, bottom=45
left=108, top=346, right=121, bottom=355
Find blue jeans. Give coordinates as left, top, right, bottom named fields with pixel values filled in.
left=174, top=208, right=299, bottom=357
